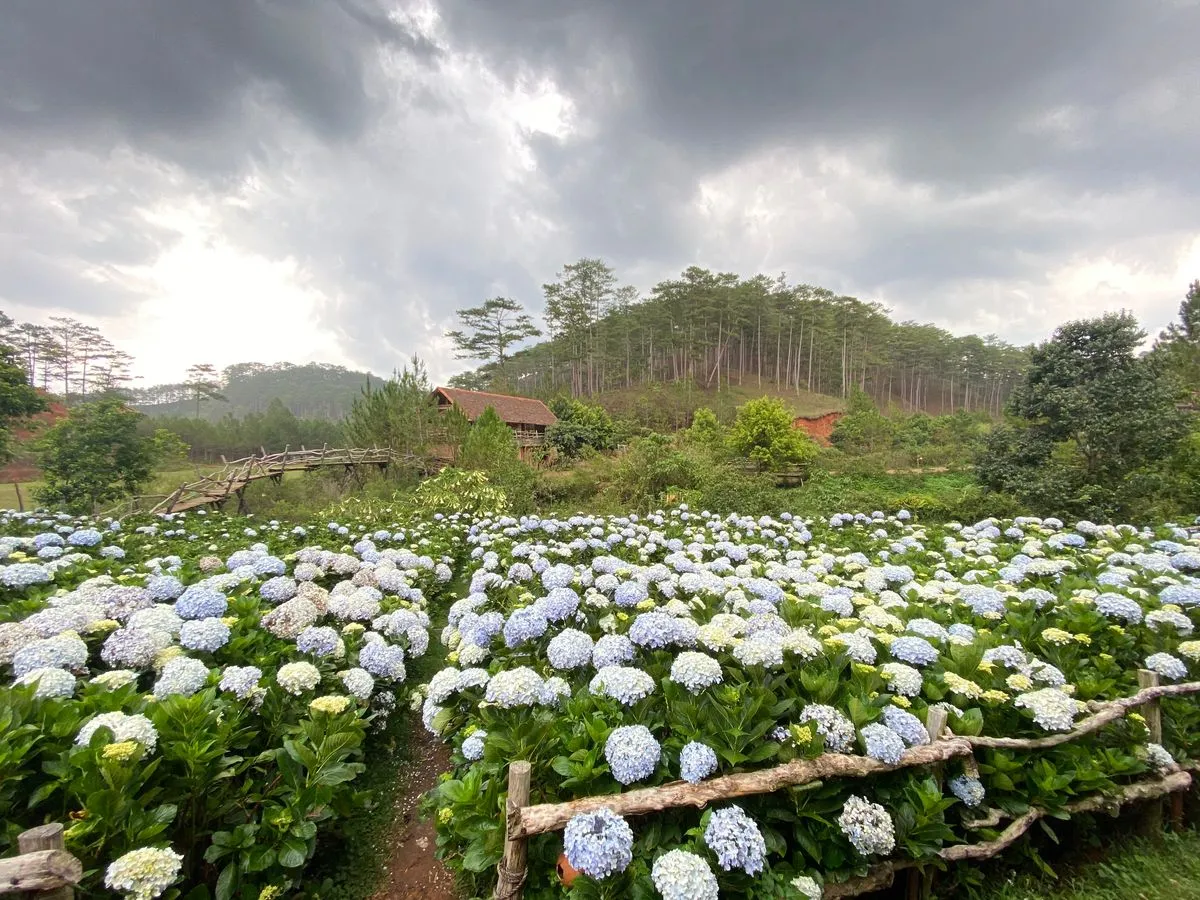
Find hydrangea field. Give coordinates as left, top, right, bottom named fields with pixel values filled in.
left=4, top=504, right=1200, bottom=900
left=0, top=508, right=461, bottom=900
left=423, top=508, right=1200, bottom=899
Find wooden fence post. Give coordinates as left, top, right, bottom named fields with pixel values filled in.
left=906, top=707, right=951, bottom=900
left=1137, top=669, right=1166, bottom=835
left=494, top=761, right=532, bottom=900
left=13, top=824, right=75, bottom=900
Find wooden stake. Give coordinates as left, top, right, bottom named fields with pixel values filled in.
left=1138, top=669, right=1165, bottom=836
left=14, top=824, right=75, bottom=900
left=494, top=761, right=532, bottom=900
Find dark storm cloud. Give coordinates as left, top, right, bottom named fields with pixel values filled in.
left=0, top=0, right=1197, bottom=381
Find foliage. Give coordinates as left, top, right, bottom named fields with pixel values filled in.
left=423, top=508, right=1200, bottom=899
left=0, top=342, right=47, bottom=462
left=149, top=429, right=190, bottom=467
left=978, top=312, right=1189, bottom=520
left=342, top=360, right=440, bottom=456
left=131, top=363, right=379, bottom=422
left=727, top=396, right=819, bottom=472
left=0, top=505, right=457, bottom=900
left=446, top=297, right=541, bottom=386
left=685, top=407, right=724, bottom=449
left=35, top=397, right=156, bottom=512
left=0, top=313, right=133, bottom=403
left=461, top=259, right=1028, bottom=414
left=547, top=398, right=624, bottom=458
left=1153, top=280, right=1200, bottom=391
left=412, top=468, right=509, bottom=516
left=183, top=363, right=227, bottom=419
left=457, top=407, right=536, bottom=513
left=135, top=410, right=343, bottom=464
left=830, top=388, right=896, bottom=454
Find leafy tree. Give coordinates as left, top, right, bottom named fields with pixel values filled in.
left=546, top=398, right=622, bottom=457
left=412, top=469, right=509, bottom=516
left=150, top=428, right=190, bottom=467
left=830, top=388, right=896, bottom=454
left=342, top=360, right=439, bottom=455
left=36, top=397, right=156, bottom=512
left=446, top=297, right=541, bottom=384
left=685, top=407, right=724, bottom=449
left=978, top=312, right=1188, bottom=519
left=459, top=407, right=518, bottom=470
left=727, top=396, right=819, bottom=472
left=0, top=343, right=47, bottom=462
left=184, top=363, right=226, bottom=419
left=1154, top=280, right=1200, bottom=391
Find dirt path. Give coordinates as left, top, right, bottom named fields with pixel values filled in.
left=371, top=729, right=457, bottom=900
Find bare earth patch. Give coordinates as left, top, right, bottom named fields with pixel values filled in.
left=371, top=730, right=457, bottom=900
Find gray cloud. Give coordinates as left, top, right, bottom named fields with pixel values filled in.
left=1, top=0, right=1198, bottom=382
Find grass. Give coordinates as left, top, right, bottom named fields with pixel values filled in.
left=0, top=466, right=225, bottom=511
left=962, top=829, right=1200, bottom=899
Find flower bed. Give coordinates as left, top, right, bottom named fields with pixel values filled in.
left=0, top=508, right=466, bottom=900
left=422, top=508, right=1200, bottom=898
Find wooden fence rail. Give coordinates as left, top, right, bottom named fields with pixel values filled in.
left=115, top=446, right=442, bottom=517
left=493, top=671, right=1198, bottom=900
left=0, top=824, right=80, bottom=898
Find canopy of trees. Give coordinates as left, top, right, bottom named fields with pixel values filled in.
left=0, top=313, right=133, bottom=403
left=978, top=312, right=1188, bottom=519
left=457, top=260, right=1029, bottom=415
left=36, top=397, right=156, bottom=512
left=130, top=362, right=379, bottom=421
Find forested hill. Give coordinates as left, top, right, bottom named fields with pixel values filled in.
left=130, top=362, right=380, bottom=421
left=453, top=261, right=1031, bottom=417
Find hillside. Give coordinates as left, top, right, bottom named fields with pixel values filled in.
left=130, top=362, right=381, bottom=421
left=452, top=261, right=1030, bottom=417
left=590, top=379, right=844, bottom=430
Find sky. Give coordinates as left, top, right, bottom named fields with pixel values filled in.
left=2, top=0, right=1199, bottom=387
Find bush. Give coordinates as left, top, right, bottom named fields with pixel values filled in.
left=727, top=396, right=819, bottom=472
left=546, top=399, right=624, bottom=458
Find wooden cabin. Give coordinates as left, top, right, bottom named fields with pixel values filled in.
left=432, top=387, right=557, bottom=454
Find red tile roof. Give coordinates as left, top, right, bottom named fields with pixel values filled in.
left=433, top=387, right=558, bottom=427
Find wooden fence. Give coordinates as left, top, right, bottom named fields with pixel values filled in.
left=0, top=824, right=80, bottom=899
left=493, top=671, right=1199, bottom=899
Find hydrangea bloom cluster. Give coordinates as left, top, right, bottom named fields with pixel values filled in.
left=563, top=807, right=634, bottom=879
left=604, top=725, right=661, bottom=785
left=838, top=795, right=896, bottom=856
left=703, top=805, right=766, bottom=874
left=650, top=849, right=719, bottom=900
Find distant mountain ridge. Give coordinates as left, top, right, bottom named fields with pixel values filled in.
left=129, top=362, right=382, bottom=421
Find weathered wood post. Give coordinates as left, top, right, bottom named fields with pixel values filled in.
left=494, top=761, right=532, bottom=900
left=907, top=707, right=951, bottom=900
left=1137, top=669, right=1168, bottom=834
left=2, top=823, right=79, bottom=899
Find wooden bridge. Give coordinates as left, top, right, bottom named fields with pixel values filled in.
left=137, top=446, right=416, bottom=515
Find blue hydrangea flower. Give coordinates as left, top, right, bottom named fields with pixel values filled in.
left=219, top=665, right=263, bottom=699
left=881, top=706, right=929, bottom=747
left=679, top=741, right=719, bottom=783
left=547, top=629, right=595, bottom=670
left=538, top=586, right=581, bottom=622
left=179, top=617, right=231, bottom=652
left=605, top=725, right=660, bottom=785
left=799, top=704, right=856, bottom=753
left=860, top=723, right=905, bottom=764
left=146, top=575, right=184, bottom=601
left=252, top=556, right=287, bottom=577
left=0, top=562, right=52, bottom=588
left=889, top=636, right=940, bottom=667
left=484, top=667, right=544, bottom=707
left=174, top=586, right=228, bottom=620
left=297, top=626, right=342, bottom=657
left=949, top=774, right=986, bottom=808
left=359, top=640, right=406, bottom=680
left=703, top=805, right=766, bottom=874
left=503, top=607, right=549, bottom=648
left=590, top=666, right=655, bottom=705
left=838, top=795, right=896, bottom=856
left=67, top=528, right=102, bottom=547
left=669, top=651, right=723, bottom=693
left=12, top=634, right=88, bottom=677
left=563, top=808, right=634, bottom=879
left=462, top=730, right=487, bottom=761
left=1094, top=593, right=1143, bottom=623
left=592, top=634, right=636, bottom=668
left=651, top=850, right=718, bottom=900
left=154, top=657, right=210, bottom=698
left=1145, top=652, right=1188, bottom=680
left=614, top=580, right=649, bottom=608
left=260, top=576, right=298, bottom=604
